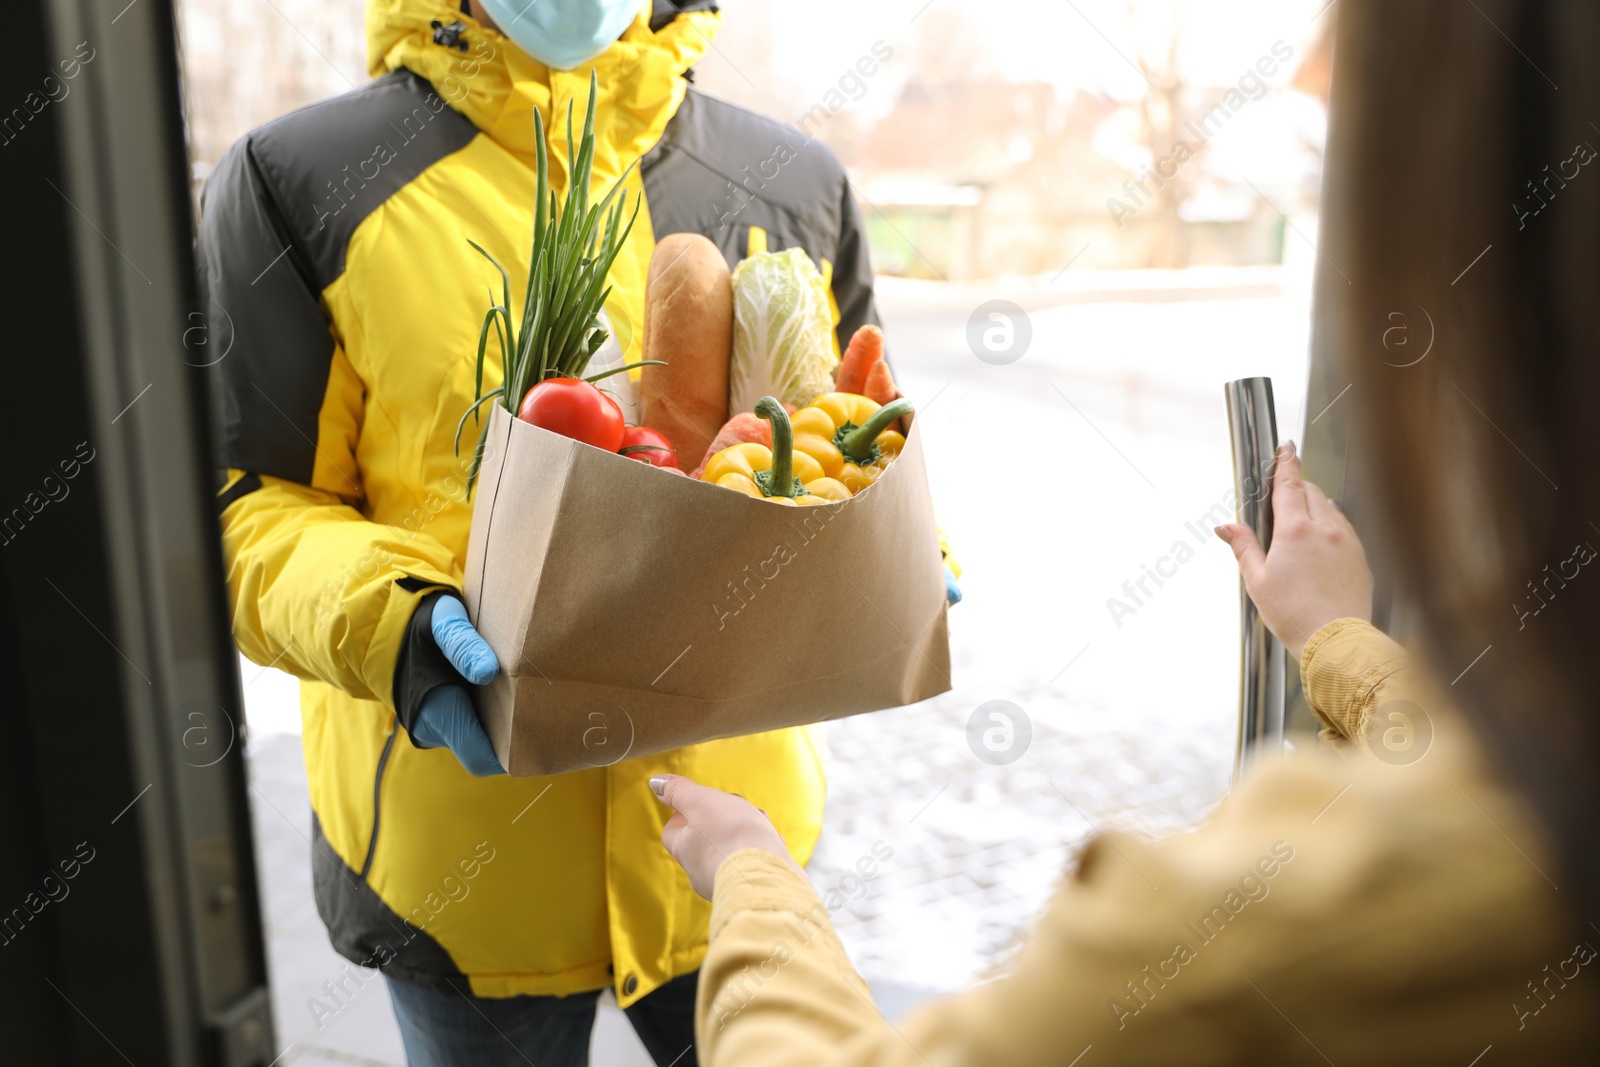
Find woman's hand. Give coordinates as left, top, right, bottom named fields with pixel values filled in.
left=1215, top=442, right=1373, bottom=663
left=652, top=775, right=803, bottom=899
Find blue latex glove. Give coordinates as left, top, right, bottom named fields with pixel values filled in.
left=410, top=596, right=504, bottom=777
left=945, top=567, right=963, bottom=606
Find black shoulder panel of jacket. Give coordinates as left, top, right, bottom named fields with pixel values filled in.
left=198, top=71, right=478, bottom=485
left=640, top=87, right=881, bottom=351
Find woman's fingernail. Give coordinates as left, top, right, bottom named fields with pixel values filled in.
left=1285, top=439, right=1298, bottom=458
left=648, top=775, right=669, bottom=799
left=1213, top=525, right=1231, bottom=543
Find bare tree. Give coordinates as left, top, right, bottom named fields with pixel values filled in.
left=1126, top=0, right=1193, bottom=268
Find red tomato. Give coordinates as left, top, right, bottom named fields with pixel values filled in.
left=517, top=378, right=625, bottom=452
left=617, top=426, right=679, bottom=468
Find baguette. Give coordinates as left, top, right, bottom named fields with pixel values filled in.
left=641, top=233, right=732, bottom=471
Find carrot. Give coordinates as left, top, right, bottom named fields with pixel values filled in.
left=863, top=359, right=899, bottom=406
left=835, top=324, right=884, bottom=396
left=690, top=412, right=772, bottom=479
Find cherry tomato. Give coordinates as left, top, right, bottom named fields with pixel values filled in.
left=517, top=378, right=625, bottom=452
left=617, top=426, right=679, bottom=468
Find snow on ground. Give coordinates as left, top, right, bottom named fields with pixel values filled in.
left=810, top=270, right=1312, bottom=994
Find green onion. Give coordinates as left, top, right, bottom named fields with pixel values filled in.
left=457, top=70, right=641, bottom=493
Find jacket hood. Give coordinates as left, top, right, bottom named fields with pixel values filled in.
left=365, top=0, right=718, bottom=197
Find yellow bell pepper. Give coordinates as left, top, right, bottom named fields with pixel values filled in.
left=790, top=392, right=913, bottom=494
left=701, top=397, right=851, bottom=506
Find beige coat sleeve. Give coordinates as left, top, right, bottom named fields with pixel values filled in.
left=696, top=621, right=1596, bottom=1065
left=1298, top=616, right=1408, bottom=748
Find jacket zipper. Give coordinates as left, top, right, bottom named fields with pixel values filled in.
left=359, top=729, right=399, bottom=879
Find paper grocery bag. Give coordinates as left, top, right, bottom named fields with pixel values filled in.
left=462, top=404, right=951, bottom=776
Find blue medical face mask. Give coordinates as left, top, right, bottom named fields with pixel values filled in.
left=475, top=0, right=641, bottom=71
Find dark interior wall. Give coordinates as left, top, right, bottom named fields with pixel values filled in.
left=0, top=1, right=271, bottom=1063
left=0, top=0, right=169, bottom=1059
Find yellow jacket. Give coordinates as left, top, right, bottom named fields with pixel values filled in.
left=696, top=620, right=1599, bottom=1063
left=202, top=0, right=881, bottom=1004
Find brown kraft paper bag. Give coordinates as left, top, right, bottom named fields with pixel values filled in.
left=462, top=404, right=952, bottom=776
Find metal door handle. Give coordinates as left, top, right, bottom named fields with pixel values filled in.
left=1225, top=377, right=1286, bottom=784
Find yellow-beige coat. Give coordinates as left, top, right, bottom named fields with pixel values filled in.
left=696, top=620, right=1600, bottom=1062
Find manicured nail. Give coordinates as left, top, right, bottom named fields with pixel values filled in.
left=1284, top=439, right=1298, bottom=458
left=648, top=775, right=669, bottom=799
left=1213, top=525, right=1231, bottom=543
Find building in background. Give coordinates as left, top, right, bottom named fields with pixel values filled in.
left=179, top=0, right=1328, bottom=280
left=835, top=59, right=1325, bottom=279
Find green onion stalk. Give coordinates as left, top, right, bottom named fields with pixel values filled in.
left=454, top=69, right=661, bottom=493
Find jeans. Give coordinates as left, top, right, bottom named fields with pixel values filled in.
left=385, top=972, right=698, bottom=1067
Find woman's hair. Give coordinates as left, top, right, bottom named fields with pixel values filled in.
left=1333, top=0, right=1600, bottom=908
